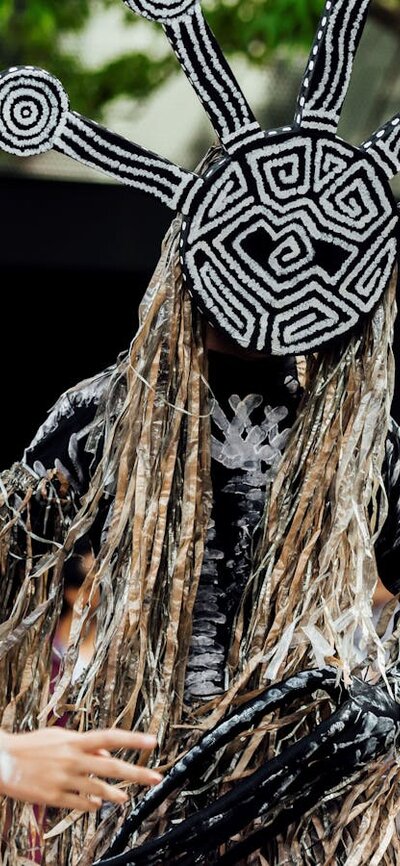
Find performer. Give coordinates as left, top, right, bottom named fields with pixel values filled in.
left=1, top=0, right=400, bottom=863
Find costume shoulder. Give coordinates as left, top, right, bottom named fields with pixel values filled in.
left=376, top=416, right=400, bottom=595
left=23, top=362, right=118, bottom=493
left=0, top=360, right=126, bottom=616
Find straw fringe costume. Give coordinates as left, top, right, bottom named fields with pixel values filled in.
left=2, top=1, right=400, bottom=864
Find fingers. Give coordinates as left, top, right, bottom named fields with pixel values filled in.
left=78, top=730, right=157, bottom=753
left=76, top=754, right=162, bottom=786
left=69, top=775, right=128, bottom=805
left=52, top=792, right=102, bottom=812
left=1, top=728, right=162, bottom=812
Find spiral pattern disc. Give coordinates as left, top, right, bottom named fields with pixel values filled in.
left=0, top=67, right=69, bottom=156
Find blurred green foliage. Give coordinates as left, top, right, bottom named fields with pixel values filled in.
left=0, top=0, right=399, bottom=117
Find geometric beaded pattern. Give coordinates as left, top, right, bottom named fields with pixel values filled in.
left=0, top=0, right=399, bottom=354
left=124, top=0, right=197, bottom=22
left=181, top=132, right=398, bottom=353
left=0, top=66, right=69, bottom=156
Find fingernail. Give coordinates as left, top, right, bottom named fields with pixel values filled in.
left=140, top=735, right=157, bottom=746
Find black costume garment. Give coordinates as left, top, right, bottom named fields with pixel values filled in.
left=22, top=352, right=400, bottom=704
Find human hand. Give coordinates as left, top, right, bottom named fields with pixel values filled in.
left=0, top=727, right=162, bottom=811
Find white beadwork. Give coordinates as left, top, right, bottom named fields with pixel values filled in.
left=0, top=0, right=399, bottom=355
left=182, top=134, right=397, bottom=353
left=0, top=67, right=69, bottom=155
left=124, top=0, right=197, bottom=23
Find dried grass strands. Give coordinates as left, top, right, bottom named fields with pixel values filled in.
left=0, top=465, right=77, bottom=863
left=107, top=266, right=400, bottom=866
left=47, top=223, right=212, bottom=863
left=0, top=213, right=213, bottom=863
left=226, top=270, right=396, bottom=693
left=208, top=271, right=398, bottom=864
left=1, top=191, right=399, bottom=866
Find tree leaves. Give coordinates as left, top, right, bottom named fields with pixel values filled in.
left=1, top=0, right=399, bottom=117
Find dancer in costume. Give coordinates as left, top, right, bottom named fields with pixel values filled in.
left=1, top=0, right=400, bottom=863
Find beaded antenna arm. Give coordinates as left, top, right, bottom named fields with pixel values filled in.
left=0, top=67, right=201, bottom=212
left=0, top=0, right=399, bottom=355
left=94, top=668, right=400, bottom=866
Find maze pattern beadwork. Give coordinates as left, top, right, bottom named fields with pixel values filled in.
left=0, top=0, right=399, bottom=354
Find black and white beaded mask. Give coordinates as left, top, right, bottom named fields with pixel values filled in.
left=1, top=0, right=399, bottom=354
